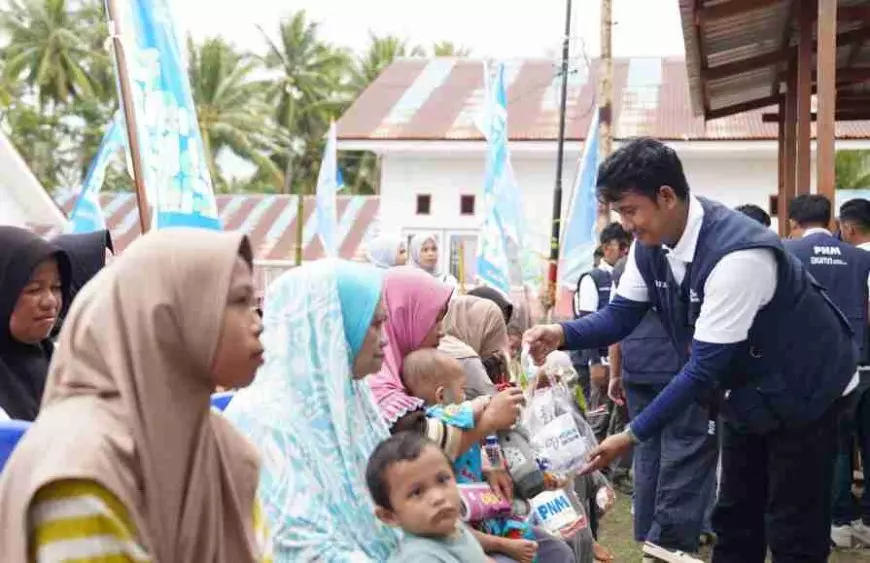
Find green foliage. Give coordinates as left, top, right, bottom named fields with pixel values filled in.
left=0, top=1, right=470, bottom=195
left=835, top=150, right=870, bottom=190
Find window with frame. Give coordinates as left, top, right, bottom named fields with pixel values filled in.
left=416, top=194, right=432, bottom=215
left=460, top=194, right=476, bottom=216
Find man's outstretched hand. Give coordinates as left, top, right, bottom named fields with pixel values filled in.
left=522, top=324, right=565, bottom=365
left=579, top=432, right=634, bottom=476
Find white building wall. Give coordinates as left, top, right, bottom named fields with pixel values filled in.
left=377, top=143, right=790, bottom=278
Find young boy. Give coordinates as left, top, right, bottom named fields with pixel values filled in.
left=366, top=431, right=493, bottom=562
left=402, top=349, right=542, bottom=563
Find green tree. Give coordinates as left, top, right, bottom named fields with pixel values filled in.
left=836, top=150, right=870, bottom=190
left=0, top=0, right=108, bottom=109
left=187, top=36, right=275, bottom=191
left=431, top=41, right=471, bottom=57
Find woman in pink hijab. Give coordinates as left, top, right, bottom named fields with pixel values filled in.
left=367, top=267, right=524, bottom=458
left=367, top=266, right=452, bottom=428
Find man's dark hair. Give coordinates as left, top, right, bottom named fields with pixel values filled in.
left=840, top=198, right=870, bottom=233
left=596, top=137, right=690, bottom=203
left=599, top=222, right=630, bottom=247
left=593, top=247, right=604, bottom=258
left=788, top=194, right=831, bottom=227
left=735, top=204, right=771, bottom=227
left=365, top=432, right=448, bottom=510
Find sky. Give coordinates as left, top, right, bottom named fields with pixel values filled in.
left=176, top=0, right=686, bottom=61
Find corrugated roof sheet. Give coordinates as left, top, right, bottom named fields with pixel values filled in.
left=30, top=192, right=380, bottom=263
left=337, top=56, right=870, bottom=141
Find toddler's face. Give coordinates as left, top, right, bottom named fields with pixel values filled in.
left=439, top=367, right=467, bottom=405
left=377, top=445, right=462, bottom=538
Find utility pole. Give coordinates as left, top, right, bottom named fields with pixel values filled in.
left=545, top=0, right=573, bottom=315
left=597, top=0, right=613, bottom=231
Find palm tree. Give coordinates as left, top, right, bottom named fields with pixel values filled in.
left=337, top=34, right=426, bottom=195
left=257, top=13, right=352, bottom=193
left=431, top=41, right=472, bottom=57
left=0, top=0, right=107, bottom=109
left=836, top=150, right=870, bottom=190
left=351, top=34, right=424, bottom=92
left=187, top=36, right=276, bottom=191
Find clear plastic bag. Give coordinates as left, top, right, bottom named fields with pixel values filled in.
left=521, top=372, right=598, bottom=476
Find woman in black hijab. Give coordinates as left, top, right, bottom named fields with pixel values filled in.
left=467, top=285, right=514, bottom=325
left=51, top=230, right=113, bottom=320
left=0, top=226, right=70, bottom=421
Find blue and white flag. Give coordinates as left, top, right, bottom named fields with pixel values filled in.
left=558, top=111, right=601, bottom=288
left=109, top=0, right=220, bottom=230
left=315, top=121, right=345, bottom=257
left=476, top=62, right=524, bottom=293
left=68, top=113, right=125, bottom=233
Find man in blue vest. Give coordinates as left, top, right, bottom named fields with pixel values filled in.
left=787, top=195, right=870, bottom=548
left=525, top=138, right=857, bottom=563
left=607, top=252, right=717, bottom=556
left=735, top=204, right=771, bottom=228
left=574, top=223, right=629, bottom=435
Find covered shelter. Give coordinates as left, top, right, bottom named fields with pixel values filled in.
left=678, top=0, right=870, bottom=236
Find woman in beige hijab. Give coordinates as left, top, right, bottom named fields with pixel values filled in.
left=439, top=295, right=510, bottom=399
left=0, top=229, right=270, bottom=562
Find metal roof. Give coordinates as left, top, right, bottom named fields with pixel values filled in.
left=336, top=56, right=870, bottom=141
left=30, top=192, right=380, bottom=263
left=679, top=0, right=870, bottom=120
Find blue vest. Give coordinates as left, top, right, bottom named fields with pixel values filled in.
left=784, top=232, right=870, bottom=365
left=612, top=259, right=682, bottom=385
left=633, top=197, right=856, bottom=433
left=575, top=267, right=613, bottom=359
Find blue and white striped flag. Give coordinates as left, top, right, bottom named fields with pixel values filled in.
left=68, top=112, right=125, bottom=233
left=476, top=62, right=524, bottom=293
left=558, top=111, right=601, bottom=288
left=109, top=0, right=221, bottom=230
left=315, top=121, right=344, bottom=257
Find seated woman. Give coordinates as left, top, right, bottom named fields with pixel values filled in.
left=225, top=260, right=402, bottom=561
left=51, top=229, right=114, bottom=333
left=0, top=226, right=70, bottom=421
left=0, top=229, right=270, bottom=562
left=366, top=234, right=407, bottom=268
left=367, top=267, right=522, bottom=459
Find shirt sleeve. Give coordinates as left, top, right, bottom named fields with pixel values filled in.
left=576, top=275, right=599, bottom=313
left=614, top=242, right=650, bottom=303
left=692, top=249, right=777, bottom=344
left=29, top=479, right=150, bottom=563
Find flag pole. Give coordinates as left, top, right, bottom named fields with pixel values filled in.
left=105, top=0, right=150, bottom=233
left=546, top=0, right=573, bottom=317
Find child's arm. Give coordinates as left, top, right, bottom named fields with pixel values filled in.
left=469, top=530, right=538, bottom=563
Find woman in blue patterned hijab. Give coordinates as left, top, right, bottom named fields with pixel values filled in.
left=225, top=259, right=400, bottom=561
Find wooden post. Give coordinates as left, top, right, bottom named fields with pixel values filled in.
left=105, top=0, right=150, bottom=233
left=776, top=99, right=788, bottom=238
left=816, top=0, right=838, bottom=207
left=597, top=0, right=613, bottom=231
left=784, top=57, right=798, bottom=236
left=796, top=0, right=813, bottom=196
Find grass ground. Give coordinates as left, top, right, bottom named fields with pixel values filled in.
left=595, top=491, right=870, bottom=562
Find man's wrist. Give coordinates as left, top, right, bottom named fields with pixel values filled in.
left=622, top=425, right=641, bottom=445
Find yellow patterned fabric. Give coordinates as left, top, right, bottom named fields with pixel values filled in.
left=28, top=479, right=272, bottom=563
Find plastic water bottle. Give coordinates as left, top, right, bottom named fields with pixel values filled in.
left=484, top=435, right=503, bottom=467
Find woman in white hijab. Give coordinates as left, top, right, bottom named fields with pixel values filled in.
left=409, top=232, right=458, bottom=287
left=366, top=235, right=407, bottom=269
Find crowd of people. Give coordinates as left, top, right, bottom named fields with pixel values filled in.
left=0, top=137, right=869, bottom=563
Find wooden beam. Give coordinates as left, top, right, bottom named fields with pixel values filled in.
left=817, top=0, right=837, bottom=203
left=778, top=98, right=788, bottom=237
left=784, top=56, right=798, bottom=236
left=706, top=94, right=781, bottom=120
left=762, top=110, right=870, bottom=122
left=701, top=0, right=781, bottom=21
left=797, top=0, right=813, bottom=196
left=705, top=25, right=870, bottom=82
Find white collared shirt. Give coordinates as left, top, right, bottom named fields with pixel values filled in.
left=575, top=260, right=615, bottom=313
left=615, top=194, right=778, bottom=344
